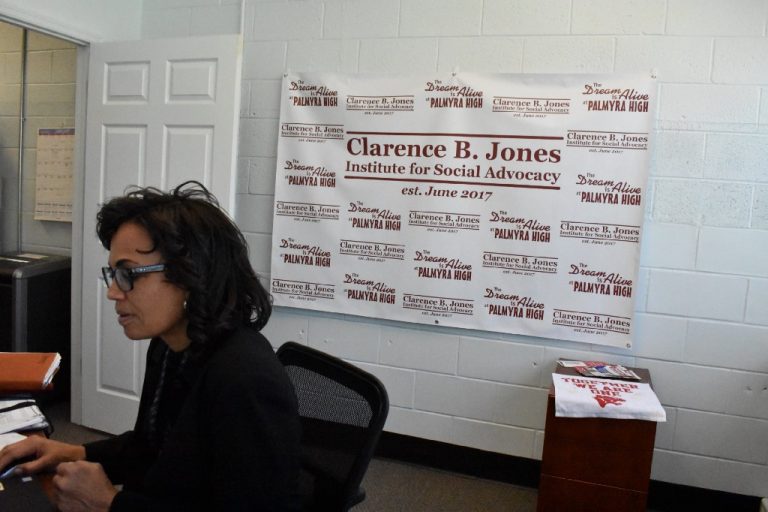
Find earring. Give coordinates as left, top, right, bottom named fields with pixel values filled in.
left=183, top=300, right=188, bottom=311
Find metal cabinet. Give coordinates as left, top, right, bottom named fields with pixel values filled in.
left=0, top=253, right=71, bottom=398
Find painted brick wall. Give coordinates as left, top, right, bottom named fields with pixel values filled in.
left=0, top=23, right=74, bottom=255
left=143, top=0, right=768, bottom=497
left=0, top=21, right=22, bottom=254
left=21, top=31, right=76, bottom=254
left=0, top=0, right=140, bottom=42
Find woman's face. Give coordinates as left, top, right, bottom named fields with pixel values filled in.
left=106, top=221, right=190, bottom=351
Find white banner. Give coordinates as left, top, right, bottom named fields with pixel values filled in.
left=270, top=73, right=655, bottom=348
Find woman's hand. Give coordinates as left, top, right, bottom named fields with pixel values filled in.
left=53, top=461, right=118, bottom=512
left=0, top=436, right=86, bottom=475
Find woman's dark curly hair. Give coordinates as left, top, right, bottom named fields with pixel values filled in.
left=96, top=181, right=271, bottom=350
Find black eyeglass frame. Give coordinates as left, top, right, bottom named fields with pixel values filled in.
left=101, top=263, right=166, bottom=292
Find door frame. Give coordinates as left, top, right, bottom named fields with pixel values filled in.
left=0, top=11, right=90, bottom=424
left=69, top=43, right=89, bottom=424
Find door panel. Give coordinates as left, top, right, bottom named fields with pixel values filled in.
left=165, top=126, right=213, bottom=185
left=81, top=35, right=241, bottom=434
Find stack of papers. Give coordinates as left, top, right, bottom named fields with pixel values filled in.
left=42, top=353, right=62, bottom=388
left=0, top=399, right=49, bottom=434
left=557, top=359, right=641, bottom=380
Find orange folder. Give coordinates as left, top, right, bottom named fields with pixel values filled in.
left=0, top=352, right=61, bottom=392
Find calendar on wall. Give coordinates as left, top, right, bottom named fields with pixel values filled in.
left=35, top=128, right=75, bottom=222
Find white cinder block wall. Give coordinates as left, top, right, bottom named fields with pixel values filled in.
left=22, top=31, right=77, bottom=255
left=0, top=23, right=75, bottom=255
left=0, top=21, right=23, bottom=255
left=142, top=0, right=768, bottom=498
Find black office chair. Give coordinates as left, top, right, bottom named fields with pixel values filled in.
left=276, top=341, right=389, bottom=512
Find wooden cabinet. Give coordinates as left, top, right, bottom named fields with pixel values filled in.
left=537, top=367, right=657, bottom=512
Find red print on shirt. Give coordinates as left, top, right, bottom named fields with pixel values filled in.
left=594, top=395, right=625, bottom=408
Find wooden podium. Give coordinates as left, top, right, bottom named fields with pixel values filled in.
left=537, top=366, right=657, bottom=512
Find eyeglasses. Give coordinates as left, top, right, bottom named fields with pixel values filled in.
left=101, top=264, right=166, bottom=292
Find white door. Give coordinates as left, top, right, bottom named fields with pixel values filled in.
left=80, top=35, right=242, bottom=434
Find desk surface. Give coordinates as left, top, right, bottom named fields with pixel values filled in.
left=39, top=472, right=56, bottom=504
left=22, top=431, right=58, bottom=510
left=1, top=394, right=58, bottom=510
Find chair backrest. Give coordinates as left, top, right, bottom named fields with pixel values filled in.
left=277, top=341, right=389, bottom=512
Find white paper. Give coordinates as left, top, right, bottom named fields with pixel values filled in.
left=0, top=432, right=25, bottom=450
left=42, top=353, right=62, bottom=388
left=0, top=400, right=48, bottom=435
left=15, top=253, right=47, bottom=260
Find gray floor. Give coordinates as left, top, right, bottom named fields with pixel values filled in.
left=44, top=401, right=670, bottom=512
left=356, top=459, right=537, bottom=512
left=43, top=400, right=538, bottom=511
left=46, top=400, right=114, bottom=445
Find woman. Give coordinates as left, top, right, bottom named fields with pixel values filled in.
left=0, top=181, right=300, bottom=511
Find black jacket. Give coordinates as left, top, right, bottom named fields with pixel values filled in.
left=85, top=328, right=301, bottom=511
